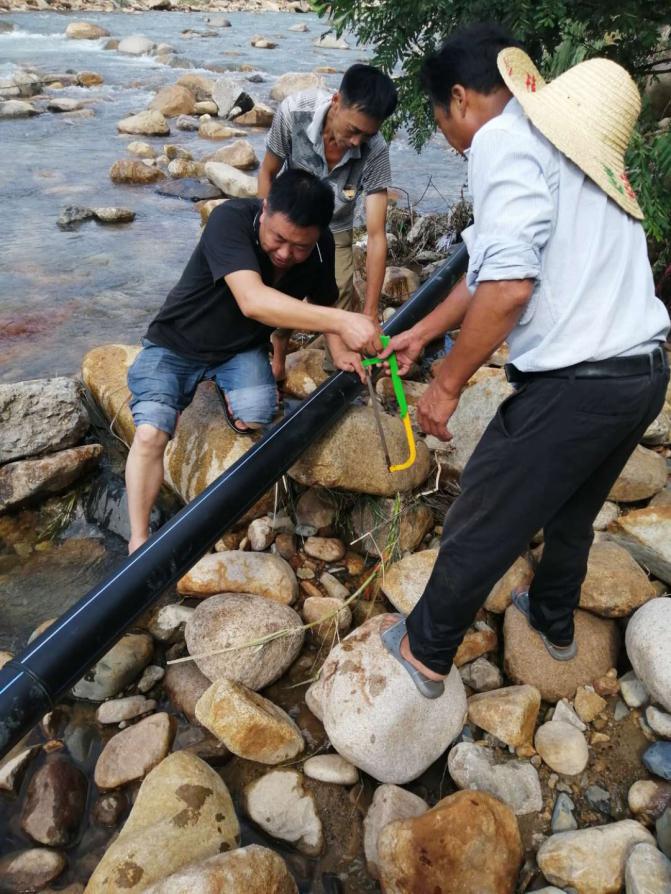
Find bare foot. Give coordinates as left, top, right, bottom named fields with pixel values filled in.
left=128, top=535, right=148, bottom=554
left=380, top=615, right=446, bottom=682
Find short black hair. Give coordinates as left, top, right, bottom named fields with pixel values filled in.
left=267, top=169, right=335, bottom=230
left=339, top=63, right=398, bottom=121
left=420, top=22, right=524, bottom=109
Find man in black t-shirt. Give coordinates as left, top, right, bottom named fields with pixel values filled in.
left=126, top=169, right=379, bottom=552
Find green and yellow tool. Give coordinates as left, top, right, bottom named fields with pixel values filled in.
left=362, top=334, right=417, bottom=473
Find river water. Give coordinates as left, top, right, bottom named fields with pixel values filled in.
left=0, top=9, right=468, bottom=384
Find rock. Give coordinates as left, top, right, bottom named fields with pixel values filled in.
left=552, top=791, right=577, bottom=832
left=0, top=849, right=66, bottom=892
left=205, top=138, right=259, bottom=170
left=594, top=500, right=619, bottom=530
left=535, top=720, right=589, bottom=775
left=381, top=549, right=437, bottom=614
left=94, top=712, right=176, bottom=789
left=350, top=496, right=434, bottom=557
left=149, top=85, right=195, bottom=119
left=537, top=820, right=655, bottom=893
left=93, top=207, right=136, bottom=224
left=467, top=684, right=541, bottom=748
left=176, top=114, right=200, bottom=131
left=364, top=784, right=428, bottom=880
left=194, top=100, right=219, bottom=115
left=377, top=790, right=522, bottom=894
left=0, top=746, right=39, bottom=795
left=296, top=486, right=336, bottom=529
left=204, top=161, right=258, bottom=197
left=0, top=99, right=38, bottom=118
left=574, top=685, right=607, bottom=723
left=553, top=698, right=586, bottom=730
left=302, top=596, right=352, bottom=641
left=454, top=625, right=498, bottom=667
left=610, top=506, right=671, bottom=585
left=503, top=604, right=619, bottom=702
left=92, top=792, right=127, bottom=827
left=137, top=665, right=164, bottom=694
left=118, top=110, right=170, bottom=136
left=77, top=71, right=103, bottom=87
left=157, top=179, right=222, bottom=202
left=643, top=742, right=671, bottom=781
left=184, top=593, right=304, bottom=690
left=484, top=555, right=534, bottom=613
left=0, top=377, right=89, bottom=464
left=625, top=597, right=671, bottom=711
left=205, top=14, right=232, bottom=27
left=628, top=779, right=671, bottom=824
left=248, top=515, right=274, bottom=550
left=244, top=770, right=322, bottom=855
left=448, top=742, right=542, bottom=815
left=211, top=77, right=251, bottom=117
left=647, top=705, right=671, bottom=739
left=65, top=21, right=109, bottom=39
left=233, top=102, right=274, bottom=127
left=48, top=97, right=84, bottom=113
left=141, top=846, right=297, bottom=894
left=195, top=678, right=304, bottom=764
left=0, top=444, right=102, bottom=512
left=110, top=159, right=165, bottom=184
left=619, top=670, right=649, bottom=708
left=313, top=34, right=349, bottom=50
left=57, top=205, right=95, bottom=228
left=282, top=348, right=329, bottom=398
left=306, top=615, right=467, bottom=783
left=96, top=695, right=156, bottom=724
left=176, top=73, right=215, bottom=100
left=608, top=445, right=667, bottom=502
left=118, top=34, right=155, bottom=55
left=177, top=550, right=298, bottom=604
left=251, top=35, right=278, bottom=49
left=164, top=661, right=210, bottom=723
left=643, top=407, right=671, bottom=446
left=304, top=536, right=345, bottom=562
left=21, top=756, right=87, bottom=846
left=381, top=266, right=421, bottom=305
left=626, top=842, right=671, bottom=894
left=0, top=20, right=14, bottom=33
left=147, top=605, right=193, bottom=643
left=270, top=72, right=324, bottom=101
left=198, top=197, right=227, bottom=224
left=72, top=632, right=153, bottom=701
left=459, top=656, right=503, bottom=692
left=658, top=807, right=671, bottom=859
left=586, top=784, right=611, bottom=816
left=580, top=541, right=656, bottom=617
left=303, top=754, right=358, bottom=785
left=198, top=119, right=247, bottom=140
left=127, top=140, right=156, bottom=158
left=86, top=752, right=239, bottom=893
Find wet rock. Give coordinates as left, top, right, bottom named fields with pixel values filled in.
left=535, top=721, right=589, bottom=776
left=552, top=791, right=577, bottom=832
left=184, top=593, right=304, bottom=690
left=0, top=99, right=38, bottom=118
left=378, top=789, right=522, bottom=894
left=306, top=614, right=466, bottom=783
left=608, top=445, right=667, bottom=502
left=176, top=114, right=200, bottom=131
left=164, top=661, right=210, bottom=723
left=580, top=540, right=656, bottom=617
left=484, top=555, right=534, bottom=613
left=647, top=705, right=671, bottom=739
left=574, top=685, right=607, bottom=723
left=65, top=21, right=109, bottom=39
left=448, top=742, right=542, bottom=815
left=198, top=118, right=247, bottom=140
left=626, top=842, right=671, bottom=894
left=0, top=444, right=102, bottom=512
left=127, top=140, right=156, bottom=158
left=86, top=752, right=239, bottom=892
left=244, top=770, right=322, bottom=855
left=364, top=784, right=428, bottom=880
left=610, top=506, right=671, bottom=585
left=211, top=77, right=252, bottom=117
left=92, top=791, right=127, bottom=827
left=537, top=820, right=654, bottom=893
left=137, top=665, right=164, bottom=694
left=96, top=695, right=156, bottom=724
left=94, top=712, right=176, bottom=789
left=93, top=207, right=135, bottom=224
left=0, top=745, right=39, bottom=794
left=467, top=684, right=541, bottom=748
left=313, top=33, right=349, bottom=50
left=643, top=742, right=671, bottom=781
left=72, top=632, right=153, bottom=701
left=204, top=161, right=258, bottom=197
left=0, top=849, right=66, bottom=892
left=118, top=34, right=155, bottom=55
left=296, top=486, right=336, bottom=529
left=304, top=536, right=345, bottom=562
left=0, top=377, right=89, bottom=464
left=156, top=179, right=222, bottom=202
left=77, top=71, right=103, bottom=87
left=350, top=496, right=434, bottom=558
left=48, top=97, right=84, bottom=113
left=302, top=596, right=352, bottom=641
left=118, top=109, right=170, bottom=136
left=628, top=779, right=671, bottom=824
left=459, top=656, right=504, bottom=692
left=619, top=669, right=649, bottom=708
left=251, top=35, right=278, bottom=49
left=198, top=197, right=227, bottom=224
left=195, top=678, right=304, bottom=764
left=303, top=754, right=358, bottom=785
left=381, top=266, right=421, bottom=305
left=142, top=845, right=297, bottom=894
left=270, top=72, right=324, bottom=101
left=205, top=138, right=259, bottom=170
left=149, top=84, right=196, bottom=118
left=109, top=159, right=165, bottom=184
left=626, top=597, right=671, bottom=711
left=177, top=550, right=298, bottom=604
left=168, top=158, right=205, bottom=178
left=282, top=347, right=328, bottom=398
left=0, top=20, right=14, bottom=33
left=233, top=102, right=274, bottom=127
left=503, top=605, right=619, bottom=702
left=21, top=756, right=87, bottom=846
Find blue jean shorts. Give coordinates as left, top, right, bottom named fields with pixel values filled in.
left=127, top=339, right=278, bottom=436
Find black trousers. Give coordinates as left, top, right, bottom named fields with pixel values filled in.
left=406, top=359, right=669, bottom=674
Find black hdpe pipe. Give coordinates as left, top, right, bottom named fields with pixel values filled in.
left=0, top=245, right=468, bottom=758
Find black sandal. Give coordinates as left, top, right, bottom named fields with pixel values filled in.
left=215, top=385, right=255, bottom=437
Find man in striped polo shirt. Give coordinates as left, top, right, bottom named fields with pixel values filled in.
left=258, top=64, right=397, bottom=375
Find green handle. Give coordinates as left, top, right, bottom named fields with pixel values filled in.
left=361, top=334, right=408, bottom=419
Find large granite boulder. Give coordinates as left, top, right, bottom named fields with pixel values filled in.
left=149, top=84, right=196, bottom=118
left=610, top=506, right=671, bottom=585
left=204, top=162, right=258, bottom=198
left=626, top=597, right=671, bottom=712
left=282, top=348, right=328, bottom=398
left=117, top=110, right=170, bottom=136
left=579, top=540, right=656, bottom=617
left=270, top=72, right=325, bottom=102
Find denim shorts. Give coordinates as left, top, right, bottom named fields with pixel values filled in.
left=127, top=339, right=277, bottom=436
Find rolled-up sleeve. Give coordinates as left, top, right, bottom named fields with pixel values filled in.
left=465, top=126, right=553, bottom=293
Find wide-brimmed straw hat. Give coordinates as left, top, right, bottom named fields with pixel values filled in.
left=497, top=47, right=643, bottom=219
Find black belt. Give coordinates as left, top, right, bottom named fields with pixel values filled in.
left=505, top=346, right=668, bottom=385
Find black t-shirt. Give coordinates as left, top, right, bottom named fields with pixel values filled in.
left=147, top=198, right=339, bottom=364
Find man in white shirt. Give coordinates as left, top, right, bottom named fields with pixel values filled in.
left=380, top=23, right=670, bottom=698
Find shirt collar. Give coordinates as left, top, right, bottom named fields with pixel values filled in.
left=306, top=95, right=361, bottom=166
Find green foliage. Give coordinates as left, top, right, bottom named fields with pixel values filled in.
left=311, top=0, right=671, bottom=272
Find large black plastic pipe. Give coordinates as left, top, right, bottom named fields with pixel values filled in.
left=0, top=245, right=468, bottom=758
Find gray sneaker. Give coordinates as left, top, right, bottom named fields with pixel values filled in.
left=511, top=591, right=577, bottom=661
left=381, top=616, right=445, bottom=699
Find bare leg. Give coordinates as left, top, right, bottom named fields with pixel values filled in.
left=125, top=423, right=170, bottom=553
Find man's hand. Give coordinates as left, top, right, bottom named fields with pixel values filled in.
left=416, top=378, right=460, bottom=441
left=337, top=311, right=381, bottom=356
left=379, top=328, right=424, bottom=375
left=331, top=346, right=366, bottom=383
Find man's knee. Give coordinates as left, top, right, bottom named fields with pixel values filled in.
left=132, top=423, right=170, bottom=455
left=227, top=384, right=277, bottom=426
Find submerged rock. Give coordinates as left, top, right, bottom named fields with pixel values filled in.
left=21, top=756, right=87, bottom=846
left=72, top=632, right=153, bottom=701
left=0, top=444, right=102, bottom=512
left=0, top=849, right=66, bottom=892
left=94, top=713, right=176, bottom=790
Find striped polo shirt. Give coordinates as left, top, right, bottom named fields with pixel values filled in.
left=266, top=89, right=392, bottom=233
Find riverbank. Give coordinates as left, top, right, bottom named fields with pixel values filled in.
left=2, top=0, right=309, bottom=13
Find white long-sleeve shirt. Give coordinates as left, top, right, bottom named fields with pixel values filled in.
left=460, top=98, right=669, bottom=372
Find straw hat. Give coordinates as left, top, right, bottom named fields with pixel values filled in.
left=497, top=47, right=643, bottom=219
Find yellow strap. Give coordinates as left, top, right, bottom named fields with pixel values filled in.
left=389, top=414, right=417, bottom=472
